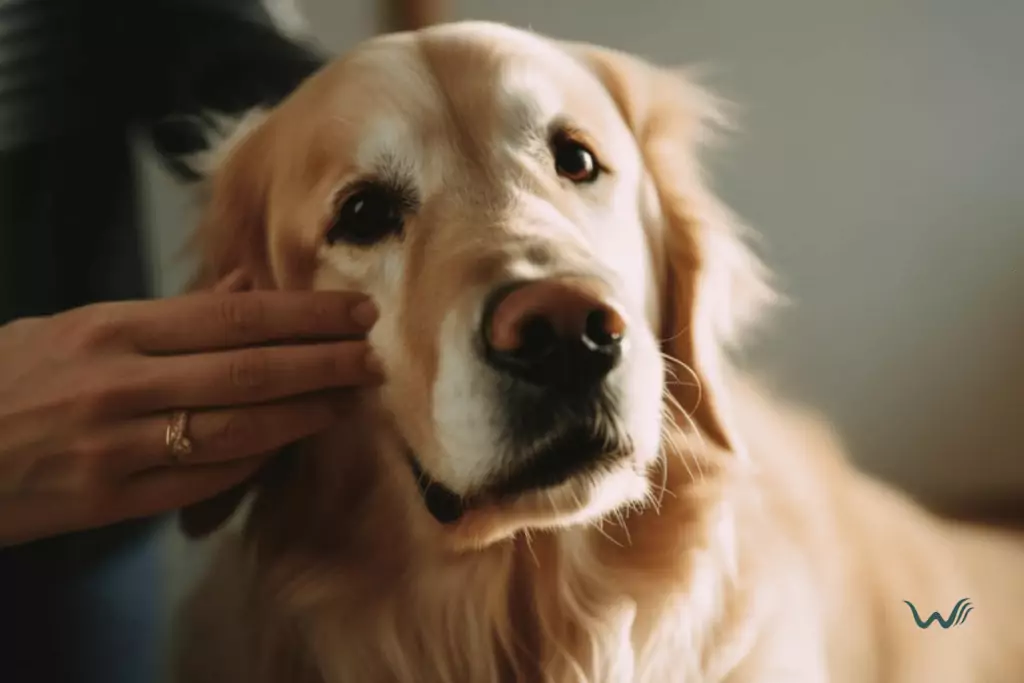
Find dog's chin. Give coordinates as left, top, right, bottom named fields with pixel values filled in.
left=406, top=445, right=654, bottom=552
left=452, top=463, right=652, bottom=551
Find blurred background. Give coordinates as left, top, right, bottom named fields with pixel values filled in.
left=132, top=0, right=1024, bottom=675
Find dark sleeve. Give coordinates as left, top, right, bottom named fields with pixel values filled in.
left=0, top=0, right=151, bottom=320
left=0, top=0, right=328, bottom=319
left=136, top=0, right=329, bottom=181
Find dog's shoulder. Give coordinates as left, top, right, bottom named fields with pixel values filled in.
left=725, top=372, right=1024, bottom=681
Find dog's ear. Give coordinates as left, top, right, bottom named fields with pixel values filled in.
left=183, top=110, right=278, bottom=292
left=177, top=112, right=279, bottom=539
left=573, top=46, right=777, bottom=455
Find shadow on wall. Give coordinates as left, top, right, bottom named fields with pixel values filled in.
left=870, top=282, right=1024, bottom=514
left=751, top=246, right=1024, bottom=514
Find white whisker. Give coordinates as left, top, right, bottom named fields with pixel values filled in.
left=591, top=519, right=625, bottom=548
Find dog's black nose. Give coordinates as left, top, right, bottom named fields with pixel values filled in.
left=480, top=279, right=626, bottom=391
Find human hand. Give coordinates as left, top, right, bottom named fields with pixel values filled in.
left=0, top=273, right=382, bottom=545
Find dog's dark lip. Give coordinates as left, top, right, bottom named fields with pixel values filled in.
left=491, top=430, right=633, bottom=499
left=404, top=431, right=633, bottom=526
left=406, top=452, right=466, bottom=524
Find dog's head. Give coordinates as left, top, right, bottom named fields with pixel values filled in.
left=184, top=22, right=773, bottom=549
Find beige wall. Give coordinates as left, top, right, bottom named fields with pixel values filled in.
left=143, top=0, right=1024, bottom=509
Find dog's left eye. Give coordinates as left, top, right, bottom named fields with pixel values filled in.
left=552, top=133, right=601, bottom=184
left=327, top=184, right=406, bottom=246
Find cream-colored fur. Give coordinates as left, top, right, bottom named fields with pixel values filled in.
left=174, top=21, right=1024, bottom=683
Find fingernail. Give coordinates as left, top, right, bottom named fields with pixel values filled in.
left=351, top=298, right=379, bottom=329
left=364, top=348, right=385, bottom=378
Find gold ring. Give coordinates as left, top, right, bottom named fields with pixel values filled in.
left=165, top=410, right=194, bottom=463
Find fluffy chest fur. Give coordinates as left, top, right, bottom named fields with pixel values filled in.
left=175, top=434, right=785, bottom=683
left=174, top=386, right=1024, bottom=683
left=302, top=528, right=730, bottom=683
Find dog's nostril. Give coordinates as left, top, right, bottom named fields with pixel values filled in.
left=583, top=308, right=623, bottom=348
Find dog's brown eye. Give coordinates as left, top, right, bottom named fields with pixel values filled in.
left=327, top=184, right=406, bottom=246
left=552, top=135, right=600, bottom=184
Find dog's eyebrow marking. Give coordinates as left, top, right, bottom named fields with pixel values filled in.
left=496, top=62, right=565, bottom=139
left=351, top=113, right=441, bottom=205
left=341, top=43, right=448, bottom=198
left=355, top=116, right=414, bottom=175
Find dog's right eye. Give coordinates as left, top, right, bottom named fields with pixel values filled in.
left=550, top=129, right=603, bottom=184
left=327, top=184, right=406, bottom=246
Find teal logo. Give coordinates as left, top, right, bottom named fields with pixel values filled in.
left=903, top=598, right=973, bottom=629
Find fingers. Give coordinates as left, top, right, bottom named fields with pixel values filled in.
left=131, top=340, right=381, bottom=413
left=107, top=390, right=358, bottom=474
left=116, top=288, right=380, bottom=354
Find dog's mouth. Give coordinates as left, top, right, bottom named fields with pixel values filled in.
left=406, top=426, right=634, bottom=525
left=407, top=456, right=466, bottom=524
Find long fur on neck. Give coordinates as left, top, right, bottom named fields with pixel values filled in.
left=176, top=394, right=755, bottom=683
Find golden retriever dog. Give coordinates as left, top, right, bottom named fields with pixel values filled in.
left=173, top=20, right=1024, bottom=683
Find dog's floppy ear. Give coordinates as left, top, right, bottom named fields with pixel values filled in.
left=574, top=46, right=776, bottom=455
left=184, top=110, right=278, bottom=292
left=177, top=112, right=278, bottom=539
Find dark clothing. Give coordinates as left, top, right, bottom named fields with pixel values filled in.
left=0, top=1, right=324, bottom=680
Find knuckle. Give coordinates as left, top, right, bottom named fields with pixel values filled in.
left=63, top=304, right=124, bottom=351
left=209, top=411, right=256, bottom=454
left=230, top=350, right=269, bottom=389
left=219, top=296, right=265, bottom=336
left=64, top=379, right=112, bottom=424
left=5, top=315, right=44, bottom=338
left=72, top=390, right=110, bottom=424
left=64, top=439, right=111, bottom=492
left=72, top=364, right=139, bottom=422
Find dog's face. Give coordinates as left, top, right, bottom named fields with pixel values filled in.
left=189, top=22, right=771, bottom=548
left=305, top=24, right=668, bottom=537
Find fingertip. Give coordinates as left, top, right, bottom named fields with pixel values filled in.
left=350, top=298, right=380, bottom=330
left=363, top=348, right=386, bottom=380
